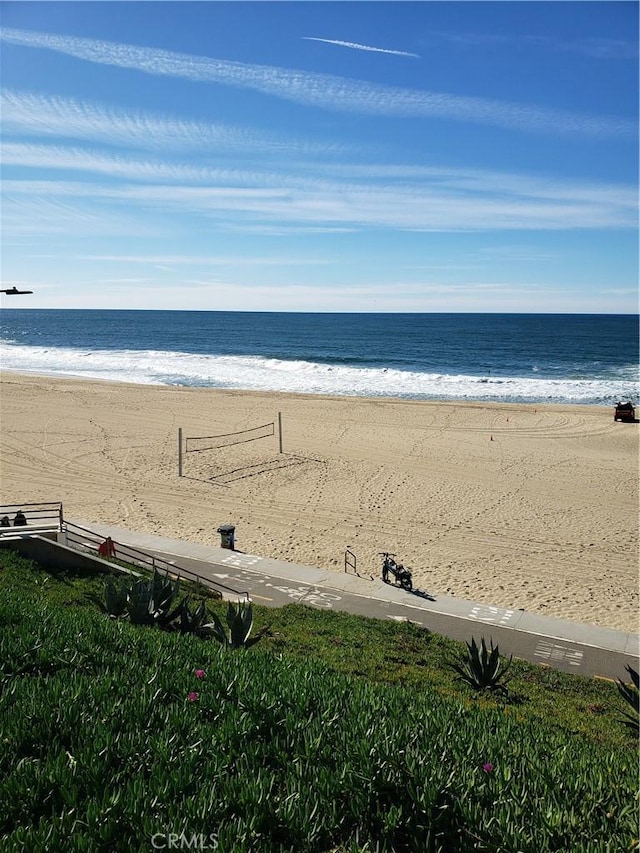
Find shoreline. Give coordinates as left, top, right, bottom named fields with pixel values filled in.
left=1, top=371, right=637, bottom=632
left=0, top=367, right=623, bottom=408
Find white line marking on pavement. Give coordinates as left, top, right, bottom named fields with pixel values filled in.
left=533, top=640, right=584, bottom=667
left=220, top=554, right=261, bottom=568
left=468, top=605, right=518, bottom=626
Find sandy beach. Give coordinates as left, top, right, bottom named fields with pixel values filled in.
left=1, top=371, right=638, bottom=632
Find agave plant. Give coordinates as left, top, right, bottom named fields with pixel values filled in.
left=210, top=600, right=270, bottom=649
left=93, top=573, right=264, bottom=640
left=150, top=570, right=182, bottom=626
left=89, top=577, right=130, bottom=619
left=94, top=570, right=183, bottom=628
left=450, top=636, right=513, bottom=695
left=126, top=578, right=155, bottom=625
left=616, top=665, right=639, bottom=736
left=96, top=578, right=129, bottom=618
left=177, top=599, right=217, bottom=638
left=123, top=571, right=182, bottom=627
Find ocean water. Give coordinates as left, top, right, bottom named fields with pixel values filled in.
left=0, top=310, right=638, bottom=405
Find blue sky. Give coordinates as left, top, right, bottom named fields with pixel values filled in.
left=1, top=1, right=638, bottom=312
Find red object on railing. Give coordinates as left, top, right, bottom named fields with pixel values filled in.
left=98, top=537, right=116, bottom=557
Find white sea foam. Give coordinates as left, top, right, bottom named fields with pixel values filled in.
left=1, top=343, right=638, bottom=404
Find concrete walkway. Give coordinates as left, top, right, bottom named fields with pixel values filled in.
left=71, top=519, right=639, bottom=680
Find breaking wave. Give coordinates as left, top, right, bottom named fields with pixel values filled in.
left=1, top=342, right=637, bottom=405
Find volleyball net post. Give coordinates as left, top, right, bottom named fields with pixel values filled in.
left=178, top=414, right=283, bottom=477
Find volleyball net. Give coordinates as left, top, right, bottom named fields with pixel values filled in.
left=186, top=421, right=274, bottom=453
left=178, top=414, right=283, bottom=477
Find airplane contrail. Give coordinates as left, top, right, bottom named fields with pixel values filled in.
left=303, top=37, right=419, bottom=58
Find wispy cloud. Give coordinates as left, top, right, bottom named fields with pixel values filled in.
left=303, top=37, right=418, bottom=58
left=81, top=254, right=330, bottom=266
left=2, top=142, right=218, bottom=183
left=1, top=89, right=340, bottom=157
left=1, top=141, right=351, bottom=190
left=5, top=139, right=636, bottom=210
left=9, top=135, right=633, bottom=220
left=1, top=28, right=633, bottom=137
left=3, top=162, right=635, bottom=234
left=528, top=35, right=638, bottom=60
left=427, top=30, right=638, bottom=60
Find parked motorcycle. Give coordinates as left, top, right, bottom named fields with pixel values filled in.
left=380, top=552, right=413, bottom=591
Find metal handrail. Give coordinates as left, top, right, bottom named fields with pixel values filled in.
left=0, top=502, right=63, bottom=529
left=62, top=520, right=249, bottom=600
left=0, top=500, right=249, bottom=599
left=344, top=546, right=357, bottom=574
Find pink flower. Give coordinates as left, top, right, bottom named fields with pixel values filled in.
left=188, top=692, right=199, bottom=702
left=482, top=762, right=494, bottom=773
left=194, top=669, right=206, bottom=679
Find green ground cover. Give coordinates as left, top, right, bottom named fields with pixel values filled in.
left=0, top=550, right=637, bottom=852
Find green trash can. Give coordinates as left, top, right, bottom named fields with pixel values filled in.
left=217, top=524, right=235, bottom=550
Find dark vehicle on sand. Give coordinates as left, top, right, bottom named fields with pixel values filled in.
left=614, top=401, right=636, bottom=422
